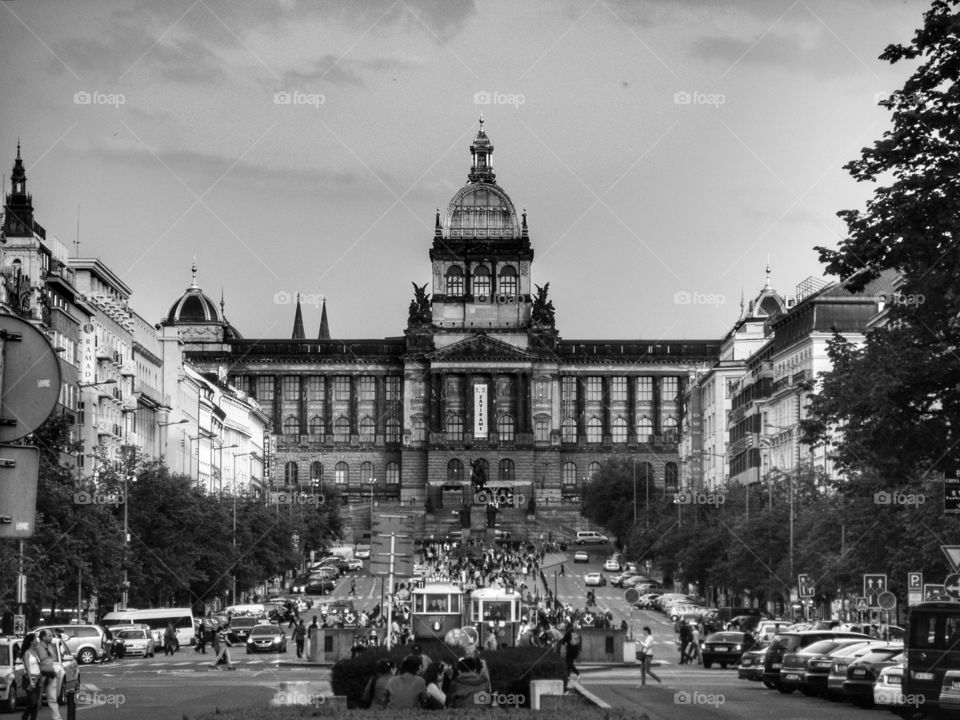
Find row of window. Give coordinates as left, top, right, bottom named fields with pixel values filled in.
left=444, top=264, right=517, bottom=297
left=557, top=417, right=677, bottom=443
left=560, top=376, right=679, bottom=404
left=245, top=376, right=403, bottom=403
left=283, top=460, right=400, bottom=485
left=283, top=416, right=402, bottom=441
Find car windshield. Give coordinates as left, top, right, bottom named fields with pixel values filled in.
left=231, top=618, right=258, bottom=628
left=253, top=625, right=279, bottom=634
left=708, top=633, right=743, bottom=642
left=116, top=630, right=144, bottom=639
left=770, top=635, right=801, bottom=652
left=909, top=611, right=960, bottom=651
left=800, top=640, right=850, bottom=655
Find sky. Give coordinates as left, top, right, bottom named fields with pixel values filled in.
left=0, top=0, right=926, bottom=342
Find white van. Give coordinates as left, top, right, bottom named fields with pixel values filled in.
left=575, top=531, right=609, bottom=545
left=101, top=607, right=195, bottom=647
left=224, top=603, right=268, bottom=617
left=324, top=546, right=355, bottom=560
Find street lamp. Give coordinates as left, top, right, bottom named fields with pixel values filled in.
left=230, top=451, right=256, bottom=603
left=764, top=423, right=799, bottom=595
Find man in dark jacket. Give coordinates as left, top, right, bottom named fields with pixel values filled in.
left=447, top=656, right=490, bottom=708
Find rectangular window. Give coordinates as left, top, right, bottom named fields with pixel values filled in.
left=611, top=377, right=627, bottom=403
left=385, top=377, right=402, bottom=401
left=662, top=377, right=679, bottom=402
left=256, top=376, right=274, bottom=401
left=358, top=376, right=375, bottom=401
left=534, top=380, right=551, bottom=400
left=637, top=377, right=653, bottom=403
left=307, top=377, right=324, bottom=401
left=586, top=377, right=602, bottom=402
left=334, top=376, right=351, bottom=401
left=534, top=418, right=550, bottom=442
left=561, top=377, right=577, bottom=417
left=282, top=376, right=300, bottom=400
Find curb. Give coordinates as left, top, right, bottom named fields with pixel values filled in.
left=570, top=681, right=611, bottom=709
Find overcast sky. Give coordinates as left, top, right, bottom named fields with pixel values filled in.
left=0, top=0, right=924, bottom=341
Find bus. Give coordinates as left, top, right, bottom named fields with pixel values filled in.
left=411, top=583, right=467, bottom=640
left=903, top=601, right=960, bottom=714
left=101, top=607, right=196, bottom=647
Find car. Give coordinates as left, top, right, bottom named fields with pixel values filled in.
left=311, top=566, right=340, bottom=579
left=762, top=630, right=872, bottom=691
left=246, top=624, right=288, bottom=654
left=2, top=635, right=81, bottom=712
left=738, top=640, right=771, bottom=681
left=112, top=626, right=157, bottom=658
left=354, top=545, right=371, bottom=559
left=575, top=531, right=608, bottom=545
left=824, top=641, right=898, bottom=699
left=611, top=571, right=637, bottom=587
left=345, top=558, right=364, bottom=571
left=603, top=558, right=621, bottom=572
left=842, top=647, right=904, bottom=707
left=701, top=631, right=755, bottom=669
left=573, top=550, right=589, bottom=563
left=226, top=616, right=260, bottom=645
left=635, top=593, right=661, bottom=609
left=874, top=662, right=906, bottom=708
left=316, top=558, right=350, bottom=573
left=304, top=579, right=336, bottom=595
left=584, top=572, right=606, bottom=586
left=33, top=623, right=111, bottom=665
left=778, top=637, right=875, bottom=695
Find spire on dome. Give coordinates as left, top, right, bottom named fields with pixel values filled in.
left=190, top=258, right=199, bottom=289
left=318, top=297, right=330, bottom=340
left=434, top=208, right=441, bottom=238
left=468, top=116, right=495, bottom=183
left=292, top=293, right=306, bottom=339
left=764, top=257, right=772, bottom=291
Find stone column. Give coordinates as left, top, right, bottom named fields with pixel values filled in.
left=602, top=376, right=611, bottom=438
left=324, top=376, right=333, bottom=437
left=431, top=372, right=443, bottom=435
left=375, top=376, right=386, bottom=438
left=349, top=376, right=359, bottom=435
left=299, top=376, right=308, bottom=435
left=653, top=377, right=662, bottom=436
left=273, top=376, right=283, bottom=431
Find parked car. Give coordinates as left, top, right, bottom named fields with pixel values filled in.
left=762, top=630, right=871, bottom=691
left=603, top=558, right=621, bottom=572
left=778, top=637, right=873, bottom=695
left=635, top=593, right=661, bottom=609
left=316, top=558, right=350, bottom=574
left=2, top=635, right=80, bottom=712
left=873, top=662, right=906, bottom=708
left=611, top=571, right=637, bottom=587
left=246, top=624, right=288, bottom=654
left=573, top=550, right=589, bottom=563
left=354, top=545, right=371, bottom=559
left=34, top=623, right=111, bottom=665
left=226, top=616, right=260, bottom=645
left=112, top=626, right=157, bottom=658
left=700, top=631, right=754, bottom=669
left=738, top=641, right=770, bottom=682
left=304, top=579, right=336, bottom=595
left=824, top=641, right=898, bottom=700
left=345, top=558, right=364, bottom=571
left=842, top=647, right=904, bottom=707
left=584, top=572, right=606, bottom=586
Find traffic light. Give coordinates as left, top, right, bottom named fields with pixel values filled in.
left=0, top=445, right=39, bottom=538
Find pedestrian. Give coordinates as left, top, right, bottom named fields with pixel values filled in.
left=690, top=623, right=702, bottom=665
left=349, top=578, right=357, bottom=596
left=384, top=655, right=427, bottom=709
left=19, top=632, right=42, bottom=720
left=638, top=626, right=662, bottom=688
left=293, top=619, right=307, bottom=659
left=421, top=661, right=452, bottom=710
left=209, top=625, right=236, bottom=670
left=164, top=622, right=178, bottom=656
left=34, top=629, right=62, bottom=720
left=560, top=562, right=565, bottom=577
left=678, top=621, right=692, bottom=664
left=562, top=622, right=582, bottom=682
left=195, top=617, right=207, bottom=654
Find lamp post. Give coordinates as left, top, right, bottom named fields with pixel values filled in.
left=230, top=451, right=255, bottom=603
left=764, top=422, right=799, bottom=598
left=216, top=443, right=239, bottom=499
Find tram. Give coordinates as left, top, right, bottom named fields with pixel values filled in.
left=469, top=586, right=533, bottom=649
left=411, top=582, right=468, bottom=640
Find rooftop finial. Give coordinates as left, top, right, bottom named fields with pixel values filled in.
left=479, top=110, right=484, bottom=128
left=220, top=287, right=225, bottom=314
left=764, top=257, right=772, bottom=290
left=16, top=138, right=20, bottom=159
left=190, top=258, right=198, bottom=289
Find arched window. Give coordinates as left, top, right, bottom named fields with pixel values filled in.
left=310, top=461, right=322, bottom=482
left=562, top=462, right=577, bottom=486
left=335, top=461, right=348, bottom=484
left=283, top=416, right=300, bottom=435
left=473, top=265, right=491, bottom=297
left=359, top=416, right=375, bottom=442
left=334, top=416, right=350, bottom=442
left=360, top=461, right=374, bottom=483
left=561, top=418, right=577, bottom=444
left=386, top=461, right=400, bottom=484
left=448, top=458, right=464, bottom=483
left=638, top=417, right=653, bottom=443
left=612, top=417, right=627, bottom=444
left=499, top=458, right=515, bottom=482
left=411, top=417, right=426, bottom=443
left=308, top=415, right=324, bottom=437
left=385, top=418, right=401, bottom=443
left=446, top=414, right=464, bottom=442
left=498, top=265, right=518, bottom=296
left=445, top=265, right=464, bottom=296
left=665, top=462, right=679, bottom=491
left=534, top=416, right=550, bottom=443
left=589, top=461, right=601, bottom=479
left=284, top=461, right=298, bottom=485
left=497, top=414, right=515, bottom=442
left=663, top=417, right=678, bottom=442
left=586, top=417, right=602, bottom=444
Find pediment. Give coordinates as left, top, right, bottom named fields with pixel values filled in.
left=428, top=334, right=537, bottom=363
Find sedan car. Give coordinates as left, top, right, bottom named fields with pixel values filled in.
left=355, top=545, right=371, bottom=559
left=874, top=662, right=906, bottom=708
left=635, top=593, right=661, bottom=609
left=226, top=616, right=260, bottom=645
left=738, top=641, right=770, bottom=682
left=317, top=558, right=351, bottom=573
left=843, top=647, right=904, bottom=707
left=345, top=558, right=364, bottom=571
left=701, top=631, right=754, bottom=669
left=825, top=641, right=901, bottom=699
left=113, top=626, right=157, bottom=658
left=778, top=638, right=872, bottom=695
left=584, top=572, right=606, bottom=586
left=304, top=579, right=336, bottom=595
left=246, top=624, right=288, bottom=654
left=611, top=571, right=637, bottom=587
left=573, top=550, right=589, bottom=563
left=603, top=558, right=621, bottom=572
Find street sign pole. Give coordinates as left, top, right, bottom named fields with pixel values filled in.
left=386, top=531, right=396, bottom=651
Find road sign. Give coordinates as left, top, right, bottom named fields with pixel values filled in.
left=624, top=588, right=640, bottom=604
left=909, top=572, right=924, bottom=606
left=946, top=573, right=960, bottom=600
left=0, top=314, right=62, bottom=442
left=12, top=615, right=24, bottom=635
left=0, top=445, right=40, bottom=538
left=878, top=591, right=897, bottom=610
left=798, top=573, right=815, bottom=599
left=947, top=474, right=960, bottom=514
left=924, top=584, right=946, bottom=601
left=864, top=574, right=887, bottom=608
left=855, top=597, right=869, bottom=612
left=943, top=546, right=960, bottom=573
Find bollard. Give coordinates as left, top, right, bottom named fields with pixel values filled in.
left=308, top=627, right=320, bottom=662
left=67, top=690, right=76, bottom=720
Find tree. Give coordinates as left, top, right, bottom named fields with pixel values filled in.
left=580, top=458, right=652, bottom=543
left=809, top=0, right=960, bottom=486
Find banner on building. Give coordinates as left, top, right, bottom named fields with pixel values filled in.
left=79, top=322, right=96, bottom=384
left=263, top=430, right=271, bottom=481
left=474, top=383, right=487, bottom=438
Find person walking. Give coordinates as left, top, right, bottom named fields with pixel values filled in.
left=562, top=622, right=582, bottom=683
left=349, top=578, right=357, bottom=596
left=19, top=633, right=42, bottom=720
left=638, top=626, right=662, bottom=688
left=209, top=625, right=236, bottom=670
left=559, top=562, right=565, bottom=577
left=292, top=619, right=307, bottom=658
left=34, top=629, right=62, bottom=720
left=163, top=622, right=178, bottom=656
left=195, top=617, right=207, bottom=654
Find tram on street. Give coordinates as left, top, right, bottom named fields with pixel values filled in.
left=411, top=582, right=467, bottom=640
left=470, top=586, right=533, bottom=648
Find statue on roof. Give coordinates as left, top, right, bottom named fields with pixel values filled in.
left=408, top=282, right=432, bottom=325
left=531, top=283, right=556, bottom=327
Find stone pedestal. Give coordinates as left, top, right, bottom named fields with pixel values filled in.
left=530, top=679, right=564, bottom=710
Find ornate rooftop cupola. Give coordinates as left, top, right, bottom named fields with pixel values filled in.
left=467, top=115, right=495, bottom=184
left=3, top=141, right=43, bottom=239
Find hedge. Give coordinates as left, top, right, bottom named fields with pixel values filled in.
left=330, top=642, right=566, bottom=708
left=194, top=708, right=650, bottom=720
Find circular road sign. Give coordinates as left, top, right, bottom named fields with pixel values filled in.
left=945, top=573, right=960, bottom=600
left=878, top=591, right=898, bottom=610
left=624, top=588, right=640, bottom=604
left=0, top=313, right=61, bottom=442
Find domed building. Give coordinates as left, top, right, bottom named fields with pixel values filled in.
left=175, top=121, right=719, bottom=540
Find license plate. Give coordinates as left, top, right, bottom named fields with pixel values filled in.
left=851, top=669, right=866, bottom=676
left=742, top=659, right=752, bottom=666
left=715, top=647, right=728, bottom=652
left=785, top=674, right=799, bottom=681
left=913, top=671, right=934, bottom=681
left=772, top=663, right=781, bottom=669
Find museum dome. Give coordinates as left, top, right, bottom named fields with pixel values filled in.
left=165, top=262, right=224, bottom=324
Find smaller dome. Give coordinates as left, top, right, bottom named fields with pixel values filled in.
left=165, top=263, right=224, bottom=324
